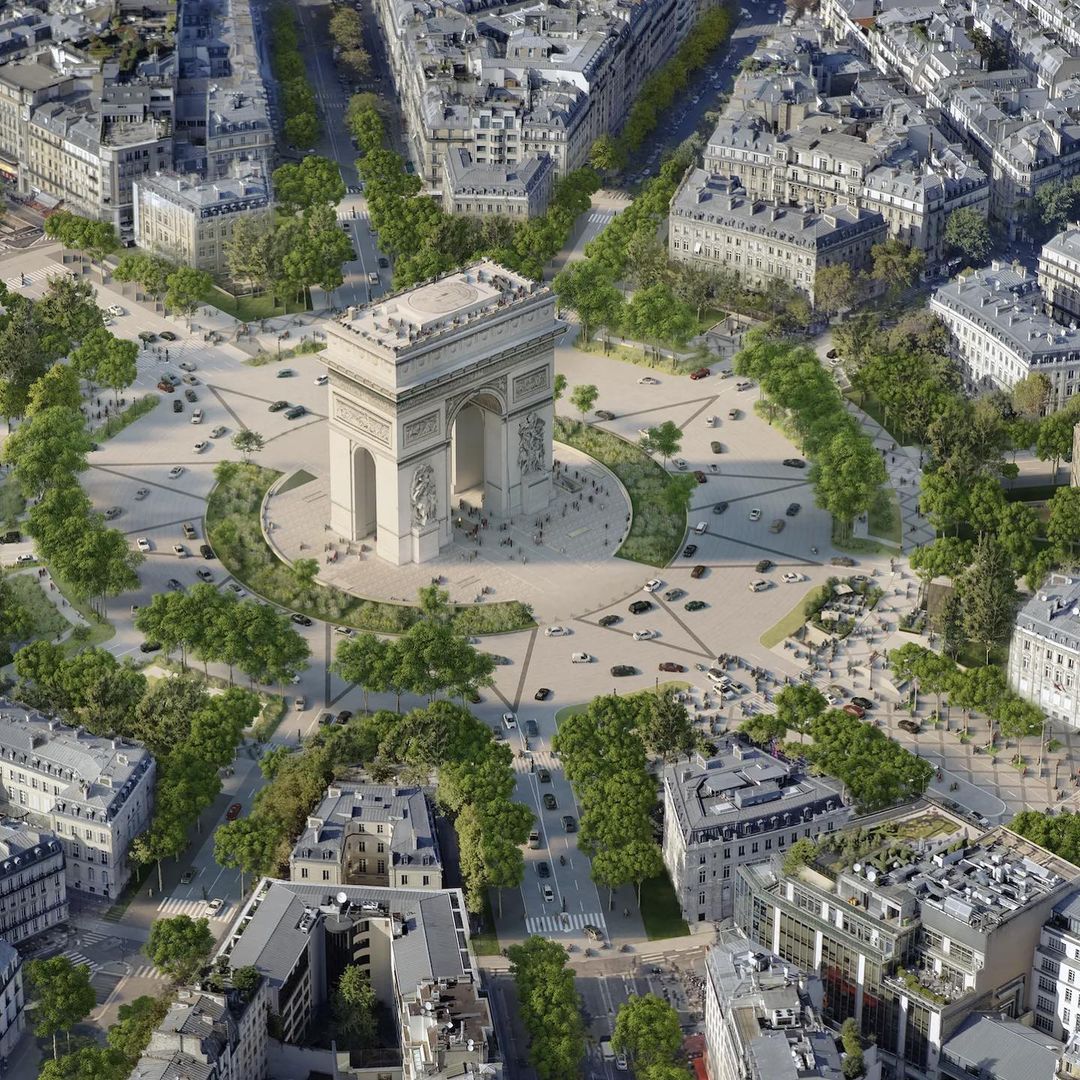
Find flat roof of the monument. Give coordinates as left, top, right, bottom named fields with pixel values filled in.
left=337, top=261, right=546, bottom=353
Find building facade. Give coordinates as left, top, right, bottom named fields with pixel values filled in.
left=0, top=822, right=65, bottom=945
left=1039, top=228, right=1080, bottom=326
left=662, top=739, right=849, bottom=923
left=0, top=702, right=154, bottom=900
left=0, top=941, right=24, bottom=1063
left=442, top=149, right=553, bottom=219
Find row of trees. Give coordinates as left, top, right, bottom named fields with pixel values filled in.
left=113, top=251, right=211, bottom=325
left=1010, top=809, right=1080, bottom=865
left=270, top=4, right=319, bottom=148
left=328, top=5, right=370, bottom=79
left=612, top=994, right=693, bottom=1080
left=507, top=937, right=586, bottom=1080
left=552, top=691, right=694, bottom=906
left=43, top=211, right=118, bottom=278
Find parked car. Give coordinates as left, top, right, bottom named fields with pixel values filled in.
left=781, top=572, right=802, bottom=583
left=178, top=361, right=197, bottom=372
left=748, top=579, right=770, bottom=592
left=638, top=376, right=659, bottom=385
left=831, top=555, right=856, bottom=567
left=712, top=501, right=728, bottom=515
left=610, top=665, right=636, bottom=676
left=104, top=506, right=122, bottom=520
left=501, top=712, right=517, bottom=730
left=276, top=368, right=296, bottom=379
left=682, top=544, right=697, bottom=558
left=629, top=600, right=653, bottom=614
left=172, top=399, right=183, bottom=413
left=769, top=519, right=785, bottom=533
left=843, top=703, right=865, bottom=719
left=664, top=588, right=685, bottom=602
left=786, top=502, right=801, bottom=516
left=691, top=564, right=706, bottom=579
left=210, top=426, right=227, bottom=439
left=749, top=508, right=761, bottom=521
left=160, top=331, right=178, bottom=342
left=184, top=389, right=197, bottom=403
left=898, top=719, right=921, bottom=735
left=728, top=408, right=740, bottom=419
left=284, top=405, right=306, bottom=419
left=173, top=544, right=188, bottom=558
left=168, top=466, right=184, bottom=479
left=534, top=687, right=551, bottom=701
left=291, top=613, right=313, bottom=626
left=134, top=488, right=150, bottom=500
left=632, top=628, right=656, bottom=641
left=694, top=470, right=707, bottom=484
left=689, top=367, right=711, bottom=380
left=594, top=409, right=616, bottom=421
left=783, top=458, right=806, bottom=468
left=756, top=558, right=773, bottom=572
left=571, top=652, right=592, bottom=663
left=710, top=441, right=724, bottom=453
left=685, top=600, right=707, bottom=611
left=598, top=614, right=621, bottom=627
left=193, top=441, right=208, bottom=453
left=851, top=696, right=874, bottom=710
left=195, top=568, right=214, bottom=582
left=269, top=400, right=289, bottom=412
left=136, top=537, right=151, bottom=552
left=157, top=378, right=175, bottom=393
left=191, top=409, right=203, bottom=424
left=200, top=544, right=214, bottom=559
left=659, top=661, right=686, bottom=673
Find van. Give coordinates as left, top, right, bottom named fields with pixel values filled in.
left=528, top=830, right=541, bottom=849
left=694, top=521, right=708, bottom=534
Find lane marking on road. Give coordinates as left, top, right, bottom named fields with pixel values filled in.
left=602, top=395, right=720, bottom=422
left=702, top=532, right=825, bottom=564
left=205, top=384, right=249, bottom=432
left=691, top=480, right=812, bottom=510
left=86, top=465, right=210, bottom=502
left=512, top=627, right=539, bottom=713
left=119, top=517, right=208, bottom=538
left=524, top=911, right=607, bottom=935
left=264, top=415, right=326, bottom=444
left=324, top=621, right=332, bottom=708
left=654, top=594, right=715, bottom=658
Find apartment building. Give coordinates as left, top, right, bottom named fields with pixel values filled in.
left=0, top=821, right=66, bottom=945
left=0, top=941, right=24, bottom=1063
left=931, top=263, right=1080, bottom=407
left=668, top=172, right=885, bottom=303
left=1007, top=575, right=1080, bottom=729
left=443, top=149, right=553, bottom=219
left=0, top=702, right=154, bottom=900
left=289, top=781, right=443, bottom=891
left=662, top=739, right=850, bottom=923
left=1040, top=228, right=1080, bottom=326
left=733, top=810, right=1079, bottom=1079
left=223, top=879, right=500, bottom=1079
left=133, top=980, right=269, bottom=1080
left=1031, top=890, right=1080, bottom=1040
left=133, top=173, right=269, bottom=274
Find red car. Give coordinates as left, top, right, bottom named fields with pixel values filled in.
left=225, top=803, right=242, bottom=821
left=659, top=662, right=686, bottom=673
left=842, top=703, right=865, bottom=719
left=694, top=470, right=707, bottom=484
left=689, top=367, right=711, bottom=380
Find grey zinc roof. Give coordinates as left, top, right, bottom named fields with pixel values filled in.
left=942, top=1014, right=1061, bottom=1080
left=130, top=1053, right=215, bottom=1080
left=1014, top=576, right=1080, bottom=651
left=224, top=883, right=310, bottom=985
left=444, top=148, right=550, bottom=198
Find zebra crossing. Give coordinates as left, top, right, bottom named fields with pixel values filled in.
left=5, top=263, right=76, bottom=292
left=524, top=910, right=607, bottom=936
left=156, top=894, right=231, bottom=920
left=57, top=949, right=99, bottom=972
left=585, top=210, right=615, bottom=226
left=126, top=964, right=167, bottom=982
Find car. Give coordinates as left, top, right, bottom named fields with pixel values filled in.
left=181, top=374, right=198, bottom=386
left=756, top=559, right=773, bottom=572
left=749, top=508, right=761, bottom=521
left=136, top=537, right=151, bottom=552
left=139, top=640, right=161, bottom=653
left=689, top=367, right=711, bottom=380
left=104, top=506, right=122, bottom=520
left=769, top=519, right=785, bottom=533
left=783, top=458, right=807, bottom=469
left=168, top=465, right=184, bottom=479
left=315, top=374, right=329, bottom=386
left=735, top=380, right=753, bottom=391
left=852, top=696, right=874, bottom=710
left=598, top=614, right=621, bottom=627
left=831, top=555, right=856, bottom=567
left=501, top=712, right=517, bottom=730
left=584, top=924, right=603, bottom=942
left=672, top=458, right=688, bottom=471
left=685, top=599, right=707, bottom=611
left=728, top=408, right=741, bottom=419
left=294, top=696, right=306, bottom=711
left=173, top=543, right=188, bottom=558
left=163, top=372, right=181, bottom=386
left=571, top=652, right=592, bottom=663
left=180, top=869, right=196, bottom=885
left=782, top=572, right=803, bottom=583
left=537, top=861, right=551, bottom=878
left=615, top=1055, right=629, bottom=1072
left=336, top=710, right=353, bottom=724
left=191, top=409, right=203, bottom=424
left=786, top=502, right=801, bottom=516
left=284, top=405, right=306, bottom=419
left=334, top=625, right=354, bottom=636
left=633, top=628, right=656, bottom=641
left=199, top=544, right=214, bottom=559
left=663, top=587, right=685, bottom=601
left=0, top=530, right=19, bottom=543
left=160, top=331, right=178, bottom=342
left=538, top=768, right=551, bottom=783
left=534, top=687, right=551, bottom=701
left=226, top=582, right=245, bottom=597
left=178, top=361, right=197, bottom=372
left=629, top=600, right=653, bottom=614
left=167, top=578, right=183, bottom=591
left=706, top=415, right=719, bottom=427
left=710, top=441, right=724, bottom=454
left=543, top=793, right=558, bottom=811
left=172, top=400, right=183, bottom=413
left=544, top=625, right=570, bottom=637
left=276, top=368, right=296, bottom=378
left=659, top=661, right=686, bottom=673
left=898, top=719, right=921, bottom=735
left=184, top=389, right=197, bottom=403
left=562, top=815, right=577, bottom=832
left=542, top=884, right=555, bottom=902
left=611, top=665, right=636, bottom=677
left=843, top=702, right=865, bottom=719
left=643, top=579, right=662, bottom=593
left=317, top=712, right=335, bottom=726
left=694, top=470, right=707, bottom=484
left=193, top=440, right=208, bottom=453
left=594, top=409, right=616, bottom=421
left=106, top=304, right=125, bottom=317
left=210, top=426, right=227, bottom=439
left=139, top=331, right=158, bottom=343
left=748, top=579, right=770, bottom=592
left=269, top=400, right=289, bottom=412
left=206, top=898, right=224, bottom=916
left=378, top=256, right=390, bottom=268
left=691, top=564, right=706, bottom=579
left=196, top=568, right=214, bottom=582
left=225, top=803, right=242, bottom=821
left=638, top=375, right=659, bottom=385
left=134, top=488, right=150, bottom=500
left=713, top=501, right=729, bottom=514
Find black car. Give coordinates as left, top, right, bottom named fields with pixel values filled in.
left=561, top=815, right=577, bottom=832
left=542, top=793, right=557, bottom=811
left=290, top=613, right=313, bottom=626
left=200, top=544, right=214, bottom=559
left=534, top=688, right=551, bottom=701
left=685, top=600, right=707, bottom=611
left=712, top=501, right=729, bottom=514
left=683, top=544, right=697, bottom=558
left=378, top=256, right=389, bottom=268
left=284, top=405, right=306, bottom=419
left=172, top=399, right=183, bottom=413
left=160, top=331, right=178, bottom=342
left=611, top=665, right=636, bottom=676
left=598, top=614, right=621, bottom=627
left=336, top=710, right=353, bottom=724
left=783, top=458, right=806, bottom=468
left=0, top=530, right=20, bottom=544
left=537, top=861, right=551, bottom=878
left=851, top=696, right=874, bottom=710
left=167, top=578, right=183, bottom=591
left=184, top=389, right=197, bottom=403
left=269, top=400, right=289, bottom=412
left=629, top=600, right=653, bottom=614
left=524, top=719, right=539, bottom=736
left=755, top=559, right=773, bottom=572
left=898, top=719, right=920, bottom=735
left=317, top=712, right=334, bottom=726
left=710, top=441, right=724, bottom=453
left=831, top=555, right=856, bottom=567
left=786, top=502, right=801, bottom=516
left=139, top=640, right=162, bottom=653
left=594, top=409, right=616, bottom=421
left=538, top=768, right=551, bottom=783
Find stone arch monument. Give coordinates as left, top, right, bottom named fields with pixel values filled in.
left=325, top=261, right=561, bottom=565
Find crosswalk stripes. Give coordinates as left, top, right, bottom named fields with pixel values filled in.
left=524, top=911, right=607, bottom=935
left=155, top=895, right=230, bottom=920
left=586, top=211, right=614, bottom=225
left=58, top=950, right=99, bottom=972
left=126, top=964, right=167, bottom=982
left=5, top=264, right=75, bottom=292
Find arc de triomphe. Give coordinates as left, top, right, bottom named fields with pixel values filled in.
left=324, top=261, right=561, bottom=566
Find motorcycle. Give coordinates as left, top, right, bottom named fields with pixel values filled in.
left=559, top=854, right=566, bottom=866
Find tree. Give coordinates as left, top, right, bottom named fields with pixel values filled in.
left=27, top=365, right=82, bottom=415
left=944, top=207, right=992, bottom=265
left=106, top=995, right=169, bottom=1065
left=870, top=237, right=925, bottom=297
left=553, top=373, right=567, bottom=402
left=774, top=683, right=827, bottom=742
left=740, top=711, right=790, bottom=747
left=165, top=267, right=212, bottom=325
left=569, top=383, right=599, bottom=425
left=35, top=275, right=103, bottom=354
left=841, top=1017, right=866, bottom=1080
left=272, top=155, right=346, bottom=214
left=0, top=298, right=49, bottom=420
left=2, top=406, right=92, bottom=496
left=1048, top=487, right=1080, bottom=561
left=334, top=632, right=389, bottom=710
left=810, top=428, right=886, bottom=540
left=910, top=537, right=974, bottom=586
left=641, top=689, right=695, bottom=762
left=231, top=429, right=265, bottom=462
left=938, top=591, right=965, bottom=658
left=813, top=263, right=856, bottom=315
left=38, top=1046, right=128, bottom=1080
left=332, top=965, right=378, bottom=1047
left=1012, top=372, right=1051, bottom=418
left=552, top=260, right=623, bottom=341
left=26, top=956, right=97, bottom=1058
left=146, top=915, right=215, bottom=982
left=224, top=214, right=280, bottom=298
left=960, top=535, right=1016, bottom=664
left=214, top=817, right=284, bottom=895
left=643, top=420, right=682, bottom=468
left=612, top=994, right=683, bottom=1071
left=97, top=334, right=138, bottom=404
left=113, top=253, right=173, bottom=308
left=1036, top=407, right=1078, bottom=474
left=589, top=133, right=624, bottom=172
left=329, top=6, right=364, bottom=47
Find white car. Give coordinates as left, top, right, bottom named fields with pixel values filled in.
left=673, top=458, right=688, bottom=470
left=643, top=579, right=662, bottom=592
left=615, top=1054, right=629, bottom=1072
left=333, top=625, right=354, bottom=636
left=736, top=380, right=753, bottom=391
left=205, top=898, right=224, bottom=916
left=501, top=712, right=517, bottom=730
left=749, top=508, right=761, bottom=521
left=638, top=427, right=652, bottom=440
left=633, top=629, right=657, bottom=641
left=168, top=466, right=184, bottom=479
left=571, top=652, right=592, bottom=663
left=315, top=374, right=329, bottom=386
left=748, top=579, right=770, bottom=592
left=173, top=544, right=188, bottom=558
left=705, top=416, right=718, bottom=426
left=708, top=463, right=720, bottom=473
left=106, top=304, right=125, bottom=317
left=178, top=361, right=197, bottom=372
left=193, top=441, right=208, bottom=453
left=226, top=582, right=246, bottom=597
left=638, top=376, right=659, bottom=385
left=136, top=537, right=151, bottom=552
left=210, top=426, right=227, bottom=439
left=782, top=572, right=803, bottom=583
left=544, top=625, right=570, bottom=637
left=191, top=409, right=203, bottom=424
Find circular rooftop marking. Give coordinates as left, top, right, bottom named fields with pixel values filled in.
left=408, top=280, right=480, bottom=315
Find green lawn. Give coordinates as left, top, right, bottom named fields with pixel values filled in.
left=471, top=891, right=501, bottom=956
left=868, top=487, right=902, bottom=545
left=639, top=872, right=689, bottom=940
left=832, top=517, right=900, bottom=555
left=202, top=285, right=310, bottom=322
left=98, top=394, right=160, bottom=441
left=760, top=585, right=825, bottom=648
left=5, top=573, right=67, bottom=640
left=844, top=388, right=916, bottom=447
left=1004, top=483, right=1069, bottom=504
left=553, top=681, right=689, bottom=726
left=554, top=417, right=686, bottom=566
left=575, top=337, right=704, bottom=376
left=46, top=567, right=115, bottom=651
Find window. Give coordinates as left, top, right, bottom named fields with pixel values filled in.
left=401, top=875, right=408, bottom=885
left=321, top=870, right=330, bottom=881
